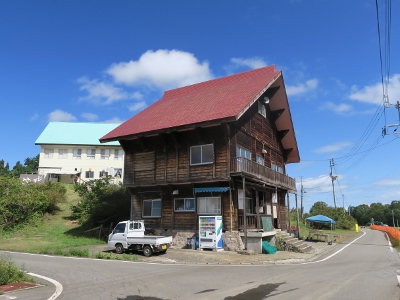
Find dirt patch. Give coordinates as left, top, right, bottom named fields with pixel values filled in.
left=0, top=282, right=40, bottom=294
left=65, top=220, right=79, bottom=226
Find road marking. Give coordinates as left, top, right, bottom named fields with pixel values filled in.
left=27, top=272, right=63, bottom=300
left=298, top=230, right=367, bottom=265
left=384, top=232, right=394, bottom=252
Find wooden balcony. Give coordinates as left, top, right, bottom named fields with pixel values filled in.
left=230, top=157, right=296, bottom=192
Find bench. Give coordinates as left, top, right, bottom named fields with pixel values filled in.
left=308, top=231, right=329, bottom=242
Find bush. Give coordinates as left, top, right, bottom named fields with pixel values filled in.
left=0, top=176, right=67, bottom=231
left=0, top=254, right=35, bottom=285
left=70, top=176, right=130, bottom=228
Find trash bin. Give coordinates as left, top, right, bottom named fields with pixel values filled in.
left=194, top=237, right=199, bottom=250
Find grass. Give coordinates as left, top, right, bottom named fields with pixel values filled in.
left=0, top=184, right=105, bottom=254
left=0, top=253, right=36, bottom=286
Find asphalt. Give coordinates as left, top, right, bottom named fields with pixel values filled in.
left=92, top=239, right=337, bottom=265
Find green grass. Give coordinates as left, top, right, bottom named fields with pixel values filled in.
left=0, top=184, right=105, bottom=254
left=0, top=253, right=36, bottom=286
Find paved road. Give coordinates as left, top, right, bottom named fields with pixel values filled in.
left=1, top=229, right=399, bottom=300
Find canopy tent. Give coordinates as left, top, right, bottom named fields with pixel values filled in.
left=306, top=214, right=336, bottom=224
left=306, top=214, right=336, bottom=230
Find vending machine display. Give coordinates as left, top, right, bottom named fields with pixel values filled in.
left=199, top=216, right=223, bottom=250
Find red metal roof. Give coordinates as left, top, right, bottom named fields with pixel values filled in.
left=101, top=65, right=280, bottom=142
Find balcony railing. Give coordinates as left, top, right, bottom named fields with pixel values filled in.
left=230, top=157, right=296, bottom=191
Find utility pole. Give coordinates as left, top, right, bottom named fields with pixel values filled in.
left=342, top=194, right=345, bottom=213
left=300, top=177, right=304, bottom=218
left=392, top=210, right=395, bottom=227
left=330, top=158, right=338, bottom=208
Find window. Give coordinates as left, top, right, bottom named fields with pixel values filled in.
left=190, top=144, right=214, bottom=165
left=271, top=163, right=277, bottom=171
left=58, top=149, right=68, bottom=159
left=174, top=198, right=195, bottom=212
left=114, top=168, right=122, bottom=177
left=129, top=222, right=142, bottom=230
left=114, top=149, right=123, bottom=160
left=256, top=155, right=264, bottom=165
left=85, top=171, right=94, bottom=178
left=277, top=166, right=283, bottom=173
left=87, top=149, right=96, bottom=160
left=99, top=171, right=108, bottom=177
left=142, top=199, right=161, bottom=217
left=113, top=223, right=126, bottom=234
left=73, top=148, right=82, bottom=160
left=44, top=148, right=54, bottom=159
left=197, top=197, right=221, bottom=214
left=101, top=149, right=110, bottom=160
left=258, top=101, right=266, bottom=118
left=236, top=147, right=251, bottom=160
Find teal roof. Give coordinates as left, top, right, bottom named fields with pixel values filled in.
left=35, top=122, right=121, bottom=146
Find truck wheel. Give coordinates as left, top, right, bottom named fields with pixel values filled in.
left=143, top=245, right=153, bottom=257
left=115, top=244, right=124, bottom=254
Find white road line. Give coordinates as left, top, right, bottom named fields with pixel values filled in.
left=27, top=272, right=63, bottom=300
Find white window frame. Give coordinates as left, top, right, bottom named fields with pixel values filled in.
left=73, top=148, right=82, bottom=160
left=271, top=163, right=277, bottom=171
left=114, top=149, right=123, bottom=160
left=58, top=149, right=68, bottom=159
left=85, top=171, right=94, bottom=178
left=44, top=148, right=54, bottom=159
left=197, top=197, right=221, bottom=215
left=258, top=101, right=266, bottom=118
left=142, top=199, right=162, bottom=218
left=236, top=147, right=251, bottom=160
left=86, top=149, right=96, bottom=160
left=256, top=155, right=264, bottom=165
left=190, top=144, right=214, bottom=166
left=174, top=198, right=195, bottom=212
left=100, top=149, right=110, bottom=160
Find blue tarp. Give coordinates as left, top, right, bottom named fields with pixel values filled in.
left=193, top=187, right=230, bottom=193
left=306, top=214, right=336, bottom=224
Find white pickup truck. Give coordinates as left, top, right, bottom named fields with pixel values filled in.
left=108, top=220, right=172, bottom=257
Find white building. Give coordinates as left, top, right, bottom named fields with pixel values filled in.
left=35, top=122, right=124, bottom=184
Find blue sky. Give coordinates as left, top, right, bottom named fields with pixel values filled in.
left=1, top=1, right=399, bottom=212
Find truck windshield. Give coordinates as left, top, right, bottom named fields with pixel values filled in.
left=114, top=223, right=126, bottom=233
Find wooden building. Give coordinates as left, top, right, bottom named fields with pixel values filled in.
left=100, top=65, right=300, bottom=249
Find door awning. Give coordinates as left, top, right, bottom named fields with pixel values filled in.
left=194, top=187, right=230, bottom=193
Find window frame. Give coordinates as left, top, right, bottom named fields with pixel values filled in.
left=236, top=147, right=251, bottom=160
left=197, top=197, right=221, bottom=215
left=100, top=149, right=110, bottom=160
left=256, top=155, right=264, bottom=165
left=142, top=199, right=162, bottom=218
left=44, top=148, right=54, bottom=159
left=86, top=149, right=96, bottom=160
left=114, top=149, right=123, bottom=160
left=73, top=148, right=82, bottom=160
left=58, top=149, right=68, bottom=159
left=85, top=171, right=94, bottom=178
left=174, top=198, right=195, bottom=212
left=258, top=101, right=266, bottom=118
left=190, top=144, right=214, bottom=166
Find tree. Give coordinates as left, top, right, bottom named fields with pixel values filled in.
left=0, top=160, right=10, bottom=176
left=24, top=155, right=39, bottom=173
left=309, top=201, right=330, bottom=216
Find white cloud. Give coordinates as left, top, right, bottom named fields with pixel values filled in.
left=104, top=117, right=124, bottom=123
left=81, top=113, right=99, bottom=121
left=315, top=141, right=352, bottom=154
left=230, top=57, right=267, bottom=69
left=286, top=79, right=318, bottom=96
left=30, top=114, right=39, bottom=121
left=320, top=101, right=352, bottom=114
left=78, top=77, right=141, bottom=105
left=129, top=101, right=147, bottom=112
left=107, top=49, right=213, bottom=90
left=48, top=109, right=77, bottom=122
left=349, top=74, right=400, bottom=105
left=374, top=179, right=400, bottom=186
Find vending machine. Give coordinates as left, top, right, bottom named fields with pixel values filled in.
left=199, top=216, right=223, bottom=250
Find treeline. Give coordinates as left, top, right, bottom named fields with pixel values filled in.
left=0, top=176, right=67, bottom=231
left=0, top=155, right=39, bottom=178
left=350, top=201, right=400, bottom=226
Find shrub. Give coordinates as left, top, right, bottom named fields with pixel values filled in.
left=0, top=254, right=35, bottom=285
